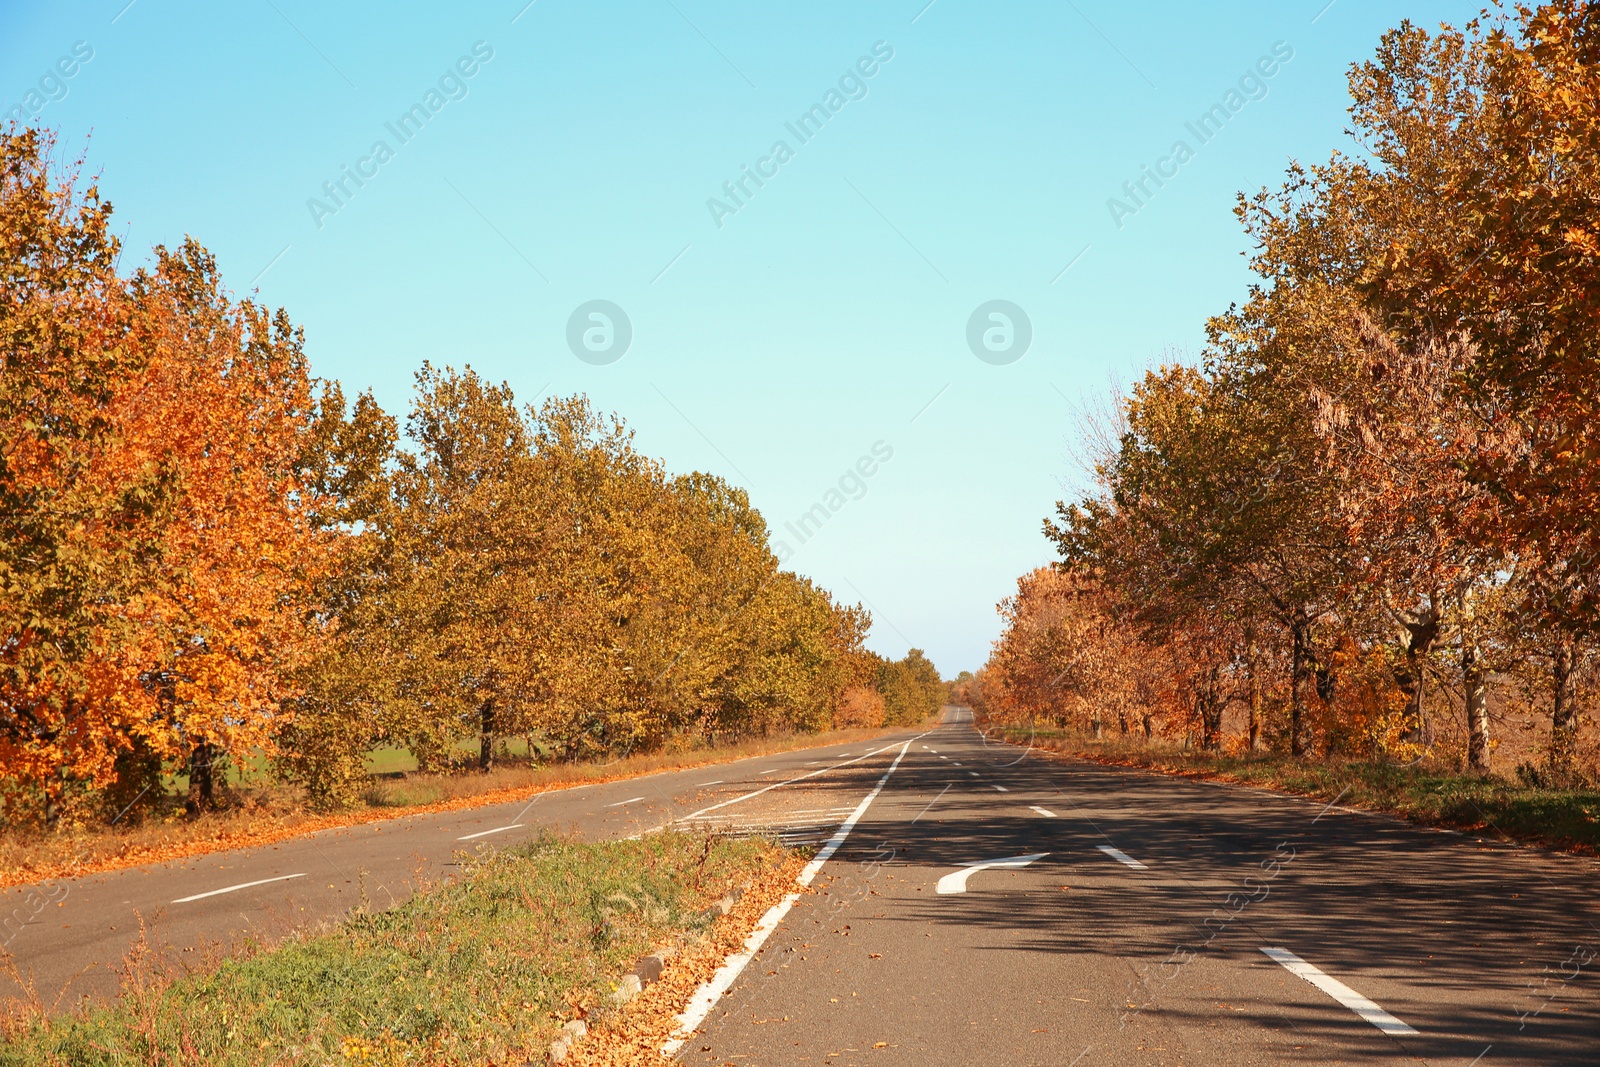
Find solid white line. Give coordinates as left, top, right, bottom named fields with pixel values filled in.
left=664, top=739, right=918, bottom=1055
left=680, top=737, right=917, bottom=821
left=992, top=784, right=1009, bottom=792
left=935, top=853, right=1048, bottom=895
left=173, top=873, right=306, bottom=903
left=605, top=797, right=645, bottom=808
left=457, top=824, right=524, bottom=840
left=1260, top=947, right=1419, bottom=1036
left=1030, top=806, right=1057, bottom=818
left=1096, top=845, right=1147, bottom=870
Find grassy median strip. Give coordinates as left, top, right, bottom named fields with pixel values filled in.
left=0, top=832, right=789, bottom=1066
left=989, top=727, right=1600, bottom=853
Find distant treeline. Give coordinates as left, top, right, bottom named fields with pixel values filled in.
left=977, top=4, right=1600, bottom=778
left=0, top=127, right=940, bottom=825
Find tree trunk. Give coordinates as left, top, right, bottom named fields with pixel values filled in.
left=1290, top=620, right=1311, bottom=758
left=186, top=741, right=218, bottom=814
left=1464, top=643, right=1490, bottom=773
left=478, top=699, right=496, bottom=773
left=1090, top=712, right=1103, bottom=740
left=1246, top=635, right=1263, bottom=753
left=1200, top=697, right=1223, bottom=752
left=1550, top=639, right=1577, bottom=773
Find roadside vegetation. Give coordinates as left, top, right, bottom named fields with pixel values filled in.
left=984, top=725, right=1600, bottom=853
left=0, top=831, right=793, bottom=1066
left=972, top=4, right=1600, bottom=810
left=0, top=125, right=944, bottom=854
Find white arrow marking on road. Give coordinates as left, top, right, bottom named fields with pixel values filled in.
left=173, top=873, right=306, bottom=903
left=458, top=824, right=524, bottom=840
left=936, top=853, right=1048, bottom=895
left=605, top=796, right=645, bottom=807
left=1096, top=845, right=1148, bottom=870
left=1030, top=806, right=1057, bottom=817
left=1260, top=947, right=1419, bottom=1036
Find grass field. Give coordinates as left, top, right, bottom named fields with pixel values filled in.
left=0, top=832, right=789, bottom=1066
left=985, top=726, right=1600, bottom=853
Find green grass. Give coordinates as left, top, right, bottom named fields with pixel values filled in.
left=992, top=726, right=1600, bottom=852
left=1, top=832, right=784, bottom=1066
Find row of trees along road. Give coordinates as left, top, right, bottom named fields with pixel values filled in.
left=0, top=126, right=942, bottom=825
left=977, top=3, right=1600, bottom=779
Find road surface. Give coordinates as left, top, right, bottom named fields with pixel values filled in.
left=6, top=708, right=1598, bottom=1064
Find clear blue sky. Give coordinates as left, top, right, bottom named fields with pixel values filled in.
left=4, top=0, right=1478, bottom=676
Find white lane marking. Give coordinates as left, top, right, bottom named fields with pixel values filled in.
left=173, top=873, right=306, bottom=903
left=1096, top=845, right=1148, bottom=870
left=760, top=768, right=782, bottom=775
left=699, top=780, right=724, bottom=786
left=457, top=823, right=524, bottom=840
left=912, top=783, right=953, bottom=823
left=935, top=853, right=1048, bottom=895
left=1260, top=947, right=1419, bottom=1036
left=664, top=739, right=918, bottom=1056
left=952, top=761, right=963, bottom=765
left=967, top=771, right=980, bottom=777
left=605, top=797, right=645, bottom=808
left=992, top=784, right=1009, bottom=792
left=680, top=736, right=919, bottom=821
left=1030, top=806, right=1057, bottom=818
left=938, top=755, right=949, bottom=760
left=805, top=761, right=824, bottom=766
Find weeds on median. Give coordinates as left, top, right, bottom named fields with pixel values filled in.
left=0, top=832, right=788, bottom=1066
left=985, top=727, right=1600, bottom=853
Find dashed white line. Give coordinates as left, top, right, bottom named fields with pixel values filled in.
left=1030, top=806, right=1057, bottom=817
left=605, top=797, right=645, bottom=808
left=1260, top=947, right=1419, bottom=1036
left=992, top=784, right=1009, bottom=792
left=457, top=824, right=524, bottom=841
left=173, top=873, right=306, bottom=903
left=1096, top=845, right=1147, bottom=870
left=699, top=780, right=724, bottom=786
left=935, top=853, right=1048, bottom=895
left=760, top=768, right=783, bottom=775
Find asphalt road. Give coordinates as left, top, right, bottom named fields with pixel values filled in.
left=0, top=727, right=926, bottom=1014
left=679, top=708, right=1600, bottom=1066
left=8, top=707, right=1600, bottom=1065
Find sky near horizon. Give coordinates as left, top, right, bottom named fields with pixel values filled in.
left=3, top=0, right=1479, bottom=677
